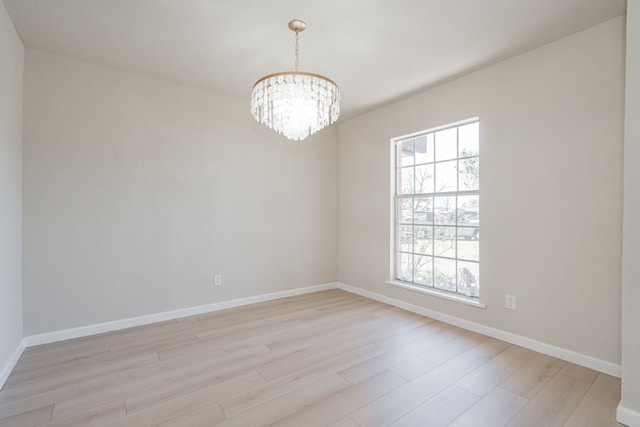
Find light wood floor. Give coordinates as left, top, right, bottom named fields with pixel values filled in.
left=0, top=289, right=623, bottom=427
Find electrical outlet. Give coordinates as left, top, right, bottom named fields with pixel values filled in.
left=214, top=274, right=222, bottom=287
left=506, top=294, right=517, bottom=310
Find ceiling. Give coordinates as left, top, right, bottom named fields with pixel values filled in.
left=3, top=0, right=626, bottom=120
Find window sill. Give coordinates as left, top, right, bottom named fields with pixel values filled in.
left=385, top=280, right=487, bottom=309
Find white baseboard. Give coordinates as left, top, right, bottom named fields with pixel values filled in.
left=336, top=282, right=622, bottom=378
left=24, top=283, right=337, bottom=347
left=11, top=281, right=621, bottom=384
left=0, top=338, right=26, bottom=389
left=618, top=404, right=640, bottom=427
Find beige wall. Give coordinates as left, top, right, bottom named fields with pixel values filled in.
left=22, top=50, right=338, bottom=335
left=338, top=17, right=625, bottom=365
left=0, top=1, right=24, bottom=373
left=621, top=0, right=640, bottom=422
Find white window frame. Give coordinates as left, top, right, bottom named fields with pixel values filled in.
left=387, top=117, right=485, bottom=308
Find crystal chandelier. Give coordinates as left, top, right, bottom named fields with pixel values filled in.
left=250, top=19, right=340, bottom=141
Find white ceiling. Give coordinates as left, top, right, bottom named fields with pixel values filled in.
left=3, top=0, right=626, bottom=120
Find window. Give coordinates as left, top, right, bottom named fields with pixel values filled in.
left=391, top=118, right=480, bottom=301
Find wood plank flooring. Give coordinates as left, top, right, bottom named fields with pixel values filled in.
left=0, top=289, right=623, bottom=426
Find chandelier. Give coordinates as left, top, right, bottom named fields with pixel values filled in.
left=250, top=19, right=340, bottom=141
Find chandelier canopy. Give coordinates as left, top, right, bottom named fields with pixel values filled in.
left=250, top=19, right=340, bottom=141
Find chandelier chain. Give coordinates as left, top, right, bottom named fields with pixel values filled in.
left=294, top=30, right=300, bottom=71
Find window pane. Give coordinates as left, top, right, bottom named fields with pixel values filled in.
left=458, top=195, right=479, bottom=215
left=414, top=255, right=433, bottom=286
left=415, top=164, right=434, bottom=194
left=434, top=258, right=456, bottom=292
left=398, top=167, right=414, bottom=194
left=414, top=226, right=433, bottom=255
left=458, top=231, right=479, bottom=261
left=415, top=134, right=434, bottom=164
left=414, top=197, right=433, bottom=224
left=459, top=156, right=479, bottom=191
left=434, top=227, right=456, bottom=258
left=435, top=127, right=457, bottom=161
left=398, top=225, right=413, bottom=252
left=434, top=196, right=456, bottom=225
left=397, top=252, right=413, bottom=282
left=458, top=261, right=479, bottom=297
left=435, top=160, right=457, bottom=193
left=398, top=198, right=413, bottom=224
left=458, top=122, right=479, bottom=157
left=398, top=139, right=415, bottom=166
